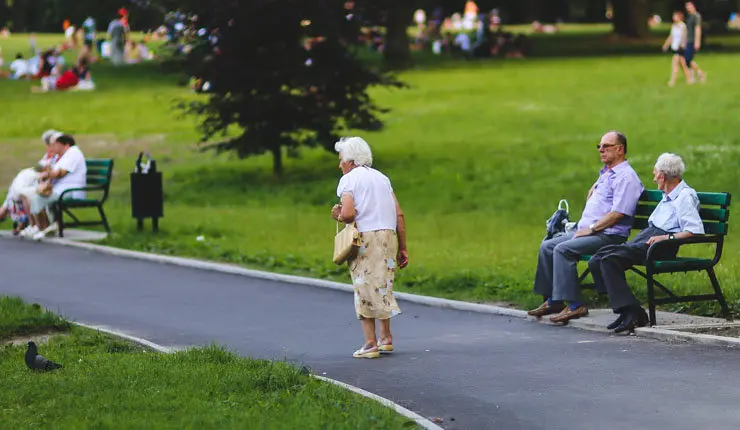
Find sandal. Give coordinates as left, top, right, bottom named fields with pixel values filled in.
left=353, top=345, right=380, bottom=359
left=378, top=342, right=394, bottom=353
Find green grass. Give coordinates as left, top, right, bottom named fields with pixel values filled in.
left=0, top=296, right=70, bottom=339
left=2, top=31, right=740, bottom=317
left=0, top=297, right=415, bottom=428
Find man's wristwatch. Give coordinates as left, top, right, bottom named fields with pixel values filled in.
left=589, top=223, right=596, bottom=234
left=668, top=233, right=675, bottom=240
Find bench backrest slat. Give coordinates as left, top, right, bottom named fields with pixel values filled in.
left=83, top=159, right=114, bottom=204
left=634, top=190, right=731, bottom=236
left=85, top=159, right=114, bottom=186
left=87, top=159, right=113, bottom=168
left=635, top=204, right=729, bottom=222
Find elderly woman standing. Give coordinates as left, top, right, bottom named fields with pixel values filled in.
left=331, top=136, right=408, bottom=359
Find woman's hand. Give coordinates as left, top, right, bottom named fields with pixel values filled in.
left=397, top=249, right=409, bottom=269
left=331, top=204, right=342, bottom=221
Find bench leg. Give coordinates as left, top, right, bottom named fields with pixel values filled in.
left=57, top=204, right=65, bottom=238
left=98, top=205, right=111, bottom=233
left=707, top=268, right=732, bottom=321
left=646, top=270, right=657, bottom=326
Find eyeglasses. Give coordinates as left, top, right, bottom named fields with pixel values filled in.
left=596, top=143, right=620, bottom=150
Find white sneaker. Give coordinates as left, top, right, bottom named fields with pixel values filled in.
left=43, top=222, right=58, bottom=235
left=33, top=224, right=58, bottom=241
left=20, top=226, right=39, bottom=238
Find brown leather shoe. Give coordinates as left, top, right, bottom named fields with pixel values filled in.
left=527, top=301, right=565, bottom=317
left=550, top=305, right=589, bottom=323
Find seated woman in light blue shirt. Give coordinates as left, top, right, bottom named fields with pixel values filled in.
left=587, top=153, right=704, bottom=333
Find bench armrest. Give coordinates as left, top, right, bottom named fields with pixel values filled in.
left=646, top=235, right=723, bottom=267
left=58, top=185, right=106, bottom=201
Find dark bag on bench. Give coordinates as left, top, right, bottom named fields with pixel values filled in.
left=544, top=199, right=571, bottom=241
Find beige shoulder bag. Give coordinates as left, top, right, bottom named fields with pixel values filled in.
left=333, top=222, right=361, bottom=265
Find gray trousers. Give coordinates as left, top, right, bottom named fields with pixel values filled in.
left=534, top=233, right=625, bottom=302
left=588, top=226, right=678, bottom=312
left=111, top=42, right=124, bottom=66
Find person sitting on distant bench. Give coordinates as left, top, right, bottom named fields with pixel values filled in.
left=0, top=164, right=46, bottom=235
left=527, top=131, right=644, bottom=323
left=19, top=134, right=87, bottom=240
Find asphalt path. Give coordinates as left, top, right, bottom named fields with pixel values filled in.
left=2, top=239, right=739, bottom=429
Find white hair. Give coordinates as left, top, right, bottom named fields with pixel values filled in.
left=334, top=136, right=373, bottom=167
left=655, top=153, right=685, bottom=179
left=41, top=129, right=60, bottom=145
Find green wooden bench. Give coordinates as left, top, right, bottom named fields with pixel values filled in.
left=578, top=189, right=732, bottom=326
left=55, top=158, right=114, bottom=238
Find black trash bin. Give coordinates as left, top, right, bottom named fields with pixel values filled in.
left=130, top=152, right=163, bottom=232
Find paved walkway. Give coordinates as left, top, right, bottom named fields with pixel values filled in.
left=2, top=239, right=740, bottom=429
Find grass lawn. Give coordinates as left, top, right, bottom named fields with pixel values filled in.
left=0, top=296, right=416, bottom=428
left=0, top=296, right=70, bottom=339
left=2, top=29, right=740, bottom=317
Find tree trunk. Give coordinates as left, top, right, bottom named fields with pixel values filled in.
left=612, top=0, right=649, bottom=38
left=383, top=2, right=414, bottom=68
left=271, top=146, right=283, bottom=177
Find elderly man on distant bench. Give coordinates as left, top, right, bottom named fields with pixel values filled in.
left=528, top=131, right=645, bottom=323
left=588, top=153, right=704, bottom=333
left=19, top=134, right=87, bottom=240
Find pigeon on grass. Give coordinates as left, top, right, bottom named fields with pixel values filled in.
left=25, top=341, right=63, bottom=371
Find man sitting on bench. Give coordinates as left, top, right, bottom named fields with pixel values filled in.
left=588, top=153, right=704, bottom=333
left=528, top=131, right=644, bottom=323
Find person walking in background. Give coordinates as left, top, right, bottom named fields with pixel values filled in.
left=662, top=10, right=691, bottom=87
left=331, top=137, right=408, bottom=359
left=684, top=1, right=706, bottom=83
left=82, top=16, right=97, bottom=57
left=108, top=14, right=127, bottom=66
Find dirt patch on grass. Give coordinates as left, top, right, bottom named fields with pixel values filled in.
left=1, top=329, right=70, bottom=346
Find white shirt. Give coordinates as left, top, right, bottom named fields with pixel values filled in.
left=52, top=146, right=87, bottom=199
left=6, top=168, right=38, bottom=203
left=336, top=166, right=397, bottom=233
left=670, top=22, right=686, bottom=51
left=648, top=181, right=704, bottom=234
left=10, top=59, right=27, bottom=77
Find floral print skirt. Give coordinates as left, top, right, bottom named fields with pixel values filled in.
left=349, top=229, right=402, bottom=320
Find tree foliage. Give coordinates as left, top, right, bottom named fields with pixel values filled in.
left=175, top=0, right=405, bottom=175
